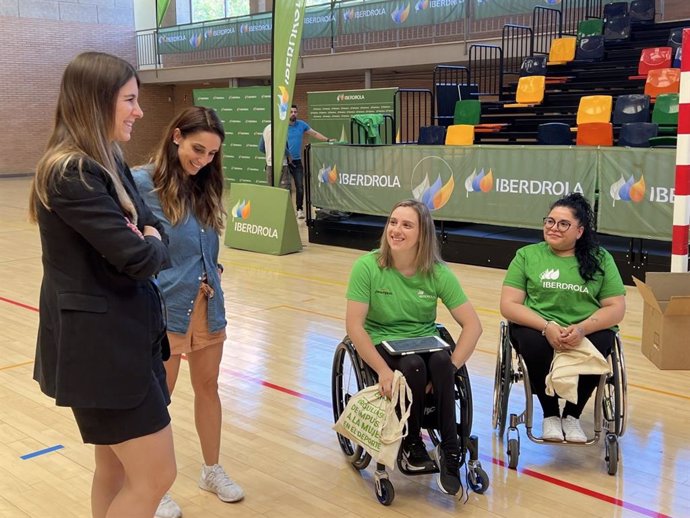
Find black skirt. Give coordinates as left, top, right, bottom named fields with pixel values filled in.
left=71, top=350, right=171, bottom=445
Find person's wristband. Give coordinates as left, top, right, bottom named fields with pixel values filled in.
left=541, top=320, right=555, bottom=336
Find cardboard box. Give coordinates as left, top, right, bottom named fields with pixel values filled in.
left=632, top=273, right=690, bottom=370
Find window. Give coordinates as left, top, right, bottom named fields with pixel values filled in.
left=190, top=0, right=249, bottom=22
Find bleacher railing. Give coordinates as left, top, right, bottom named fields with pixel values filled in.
left=469, top=44, right=504, bottom=98
left=532, top=6, right=563, bottom=55
left=135, top=0, right=613, bottom=70
left=502, top=24, right=533, bottom=77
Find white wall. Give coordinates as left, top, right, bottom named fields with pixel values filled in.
left=133, top=0, right=156, bottom=30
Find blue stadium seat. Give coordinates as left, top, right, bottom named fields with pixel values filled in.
left=576, top=35, right=605, bottom=61
left=618, top=122, right=658, bottom=147
left=612, top=94, right=650, bottom=125
left=537, top=122, right=573, bottom=145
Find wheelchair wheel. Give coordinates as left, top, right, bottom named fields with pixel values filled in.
left=507, top=438, right=520, bottom=470
left=376, top=478, right=395, bottom=506
left=331, top=340, right=371, bottom=470
left=492, top=321, right=513, bottom=436
left=603, top=337, right=627, bottom=438
left=467, top=465, right=490, bottom=494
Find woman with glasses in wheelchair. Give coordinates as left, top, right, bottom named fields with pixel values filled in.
left=500, top=193, right=625, bottom=443
left=345, top=199, right=482, bottom=496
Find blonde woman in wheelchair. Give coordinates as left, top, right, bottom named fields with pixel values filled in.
left=500, top=193, right=625, bottom=443
left=346, top=199, right=482, bottom=496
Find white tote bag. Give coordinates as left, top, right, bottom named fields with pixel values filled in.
left=333, top=370, right=412, bottom=470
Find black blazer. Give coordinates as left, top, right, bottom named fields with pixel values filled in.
left=33, top=159, right=170, bottom=409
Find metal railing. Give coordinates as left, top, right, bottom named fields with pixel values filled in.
left=532, top=6, right=563, bottom=55
left=394, top=89, right=433, bottom=144
left=502, top=24, right=533, bottom=77
left=469, top=44, right=504, bottom=98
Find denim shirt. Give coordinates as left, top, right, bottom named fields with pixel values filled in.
left=132, top=168, right=227, bottom=334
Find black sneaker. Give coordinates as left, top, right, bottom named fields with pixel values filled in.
left=433, top=444, right=462, bottom=495
left=400, top=437, right=436, bottom=471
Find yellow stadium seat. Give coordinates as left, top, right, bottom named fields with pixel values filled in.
left=445, top=124, right=475, bottom=145
left=504, top=76, right=546, bottom=108
left=547, top=37, right=577, bottom=65
left=576, top=95, right=613, bottom=124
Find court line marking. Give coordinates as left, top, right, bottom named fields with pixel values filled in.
left=216, top=365, right=672, bottom=518
left=20, top=444, right=64, bottom=460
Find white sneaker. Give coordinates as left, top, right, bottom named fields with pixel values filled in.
left=199, top=464, right=244, bottom=503
left=561, top=416, right=587, bottom=443
left=296, top=209, right=305, bottom=219
left=155, top=493, right=182, bottom=518
left=541, top=416, right=564, bottom=442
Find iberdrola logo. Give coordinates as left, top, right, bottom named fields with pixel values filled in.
left=231, top=199, right=251, bottom=219
left=343, top=8, right=355, bottom=22
left=277, top=86, right=289, bottom=121
left=391, top=3, right=411, bottom=23
left=540, top=268, right=560, bottom=281
left=610, top=175, right=645, bottom=206
left=413, top=173, right=455, bottom=211
left=415, top=0, right=430, bottom=10
left=318, top=164, right=338, bottom=184
left=464, top=168, right=494, bottom=196
left=189, top=33, right=202, bottom=48
left=240, top=23, right=250, bottom=33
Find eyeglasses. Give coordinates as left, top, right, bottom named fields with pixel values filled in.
left=543, top=217, right=573, bottom=232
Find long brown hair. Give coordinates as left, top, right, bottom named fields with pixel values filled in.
left=377, top=199, right=443, bottom=274
left=30, top=52, right=139, bottom=223
left=151, top=106, right=225, bottom=232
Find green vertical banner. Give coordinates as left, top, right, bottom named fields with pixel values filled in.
left=194, top=86, right=270, bottom=185
left=272, top=0, right=306, bottom=186
left=597, top=148, right=677, bottom=241
left=157, top=0, right=171, bottom=26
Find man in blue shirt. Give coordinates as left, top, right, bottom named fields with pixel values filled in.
left=287, top=104, right=333, bottom=218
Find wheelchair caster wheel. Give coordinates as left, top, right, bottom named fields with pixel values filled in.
left=507, top=438, right=520, bottom=470
left=605, top=433, right=619, bottom=476
left=467, top=465, right=490, bottom=494
left=376, top=478, right=395, bottom=505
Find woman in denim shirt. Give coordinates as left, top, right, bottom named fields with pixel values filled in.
left=133, top=106, right=243, bottom=518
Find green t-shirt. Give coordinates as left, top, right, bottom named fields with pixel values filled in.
left=503, top=242, right=625, bottom=327
left=346, top=251, right=468, bottom=344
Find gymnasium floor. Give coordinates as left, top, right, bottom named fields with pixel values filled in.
left=0, top=176, right=688, bottom=517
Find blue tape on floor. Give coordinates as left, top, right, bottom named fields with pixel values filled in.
left=20, top=444, right=64, bottom=460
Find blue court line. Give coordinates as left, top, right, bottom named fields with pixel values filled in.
left=20, top=444, right=64, bottom=460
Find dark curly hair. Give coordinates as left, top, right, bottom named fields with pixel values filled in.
left=550, top=193, right=603, bottom=282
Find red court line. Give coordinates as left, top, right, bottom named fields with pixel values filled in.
left=219, top=364, right=671, bottom=518
left=0, top=296, right=38, bottom=312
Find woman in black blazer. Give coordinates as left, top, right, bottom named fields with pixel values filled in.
left=29, top=52, right=176, bottom=518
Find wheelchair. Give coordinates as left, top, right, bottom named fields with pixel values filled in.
left=331, top=325, right=489, bottom=505
left=492, top=321, right=627, bottom=475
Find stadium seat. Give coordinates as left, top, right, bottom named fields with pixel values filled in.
left=454, top=100, right=481, bottom=125
left=578, top=18, right=604, bottom=39
left=630, top=0, right=655, bottom=24
left=612, top=94, right=650, bottom=125
left=417, top=125, right=446, bottom=145
left=668, top=28, right=686, bottom=52
left=644, top=68, right=681, bottom=101
left=629, top=47, right=673, bottom=79
left=652, top=93, right=679, bottom=132
left=673, top=47, right=682, bottom=68
left=576, top=35, right=605, bottom=61
left=520, top=55, right=547, bottom=77
left=445, top=124, right=475, bottom=145
left=648, top=135, right=677, bottom=147
left=604, top=3, right=631, bottom=41
left=537, top=122, right=573, bottom=145
left=505, top=76, right=546, bottom=108
left=576, top=122, right=614, bottom=146
left=618, top=122, right=658, bottom=147
left=577, top=95, right=613, bottom=125
left=548, top=37, right=577, bottom=65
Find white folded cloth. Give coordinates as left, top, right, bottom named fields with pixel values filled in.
left=545, top=337, right=611, bottom=404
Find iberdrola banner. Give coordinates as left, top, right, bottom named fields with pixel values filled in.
left=272, top=0, right=306, bottom=186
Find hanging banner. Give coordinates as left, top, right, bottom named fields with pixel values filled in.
left=597, top=147, right=677, bottom=241
left=272, top=0, right=307, bottom=185
left=307, top=87, right=397, bottom=143
left=473, top=0, right=559, bottom=20
left=157, top=0, right=171, bottom=26
left=310, top=144, right=597, bottom=229
left=303, top=4, right=336, bottom=39
left=336, top=0, right=464, bottom=35
left=194, top=86, right=270, bottom=185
